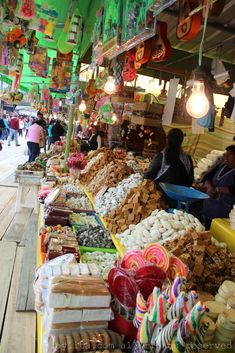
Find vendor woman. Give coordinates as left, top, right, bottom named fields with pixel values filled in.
left=144, top=128, right=194, bottom=187
left=203, top=145, right=235, bottom=229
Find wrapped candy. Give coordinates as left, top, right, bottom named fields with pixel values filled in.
left=134, top=292, right=147, bottom=328
left=155, top=319, right=179, bottom=353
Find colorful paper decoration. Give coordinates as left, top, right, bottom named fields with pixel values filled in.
left=17, top=0, right=35, bottom=20
left=29, top=46, right=50, bottom=78
left=49, top=52, right=73, bottom=93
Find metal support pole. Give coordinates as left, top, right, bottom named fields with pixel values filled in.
left=64, top=105, right=75, bottom=172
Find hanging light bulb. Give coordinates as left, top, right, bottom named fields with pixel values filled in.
left=79, top=100, right=87, bottom=112
left=104, top=76, right=116, bottom=95
left=186, top=80, right=210, bottom=119
left=112, top=113, right=117, bottom=123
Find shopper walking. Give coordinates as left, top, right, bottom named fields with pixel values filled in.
left=8, top=113, right=20, bottom=146
left=19, top=119, right=24, bottom=137
left=27, top=121, right=44, bottom=162
left=47, top=119, right=55, bottom=150
left=36, top=111, right=47, bottom=152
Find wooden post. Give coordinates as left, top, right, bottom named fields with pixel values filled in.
left=64, top=105, right=75, bottom=172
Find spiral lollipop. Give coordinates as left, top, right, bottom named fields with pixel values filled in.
left=194, top=322, right=209, bottom=348
left=143, top=243, right=170, bottom=272
left=167, top=256, right=189, bottom=281
left=167, top=292, right=186, bottom=321
left=149, top=287, right=166, bottom=325
left=137, top=312, right=152, bottom=344
left=171, top=319, right=189, bottom=353
left=185, top=301, right=207, bottom=335
left=183, top=291, right=199, bottom=316
left=155, top=319, right=179, bottom=353
left=122, top=250, right=146, bottom=272
left=134, top=292, right=148, bottom=328
left=169, top=276, right=186, bottom=304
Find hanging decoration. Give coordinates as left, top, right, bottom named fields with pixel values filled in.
left=50, top=51, right=73, bottom=93
left=122, top=50, right=137, bottom=82
left=11, top=53, right=24, bottom=92
left=26, top=30, right=38, bottom=55
left=16, top=0, right=35, bottom=21
left=4, top=27, right=27, bottom=49
left=29, top=46, right=50, bottom=78
left=114, top=56, right=124, bottom=93
left=91, top=6, right=104, bottom=69
left=41, top=84, right=50, bottom=102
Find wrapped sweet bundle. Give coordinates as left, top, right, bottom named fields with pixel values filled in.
left=40, top=226, right=80, bottom=261
left=116, top=209, right=204, bottom=251
left=87, top=161, right=133, bottom=195
left=69, top=213, right=100, bottom=228
left=46, top=329, right=124, bottom=353
left=74, top=224, right=115, bottom=249
left=81, top=251, right=119, bottom=280
left=95, top=173, right=143, bottom=217
left=66, top=195, right=93, bottom=211
left=45, top=275, right=112, bottom=336
left=35, top=256, right=101, bottom=312
left=44, top=206, right=73, bottom=226
left=104, top=180, right=165, bottom=235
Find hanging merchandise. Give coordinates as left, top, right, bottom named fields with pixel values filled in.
left=34, top=2, right=58, bottom=19
left=57, top=3, right=80, bottom=55
left=26, top=30, right=38, bottom=55
left=11, top=53, right=23, bottom=92
left=28, top=86, right=37, bottom=103
left=52, top=98, right=60, bottom=113
left=102, top=0, right=122, bottom=59
left=0, top=42, right=9, bottom=67
left=121, top=0, right=156, bottom=49
left=114, top=56, right=124, bottom=93
left=4, top=27, right=27, bottom=49
left=211, top=57, right=230, bottom=87
left=91, top=6, right=104, bottom=69
left=196, top=105, right=216, bottom=129
left=29, top=46, right=50, bottom=78
left=122, top=51, right=137, bottom=82
left=176, top=0, right=202, bottom=41
left=8, top=47, right=19, bottom=75
left=41, top=84, right=50, bottom=102
left=17, top=0, right=35, bottom=20
left=149, top=21, right=172, bottom=62
left=2, top=0, right=18, bottom=23
left=50, top=51, right=73, bottom=93
left=98, top=101, right=114, bottom=124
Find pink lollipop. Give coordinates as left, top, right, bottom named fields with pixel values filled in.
left=121, top=250, right=146, bottom=272
left=167, top=256, right=188, bottom=281
left=143, top=244, right=170, bottom=272
left=134, top=292, right=148, bottom=328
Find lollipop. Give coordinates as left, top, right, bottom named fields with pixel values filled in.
left=149, top=287, right=166, bottom=325
left=194, top=322, right=209, bottom=347
left=171, top=319, right=189, bottom=353
left=134, top=292, right=148, bottom=328
left=183, top=291, right=199, bottom=316
left=137, top=312, right=152, bottom=344
left=185, top=301, right=207, bottom=335
left=167, top=292, right=186, bottom=321
left=155, top=319, right=179, bottom=353
left=143, top=243, right=170, bottom=272
left=167, top=256, right=188, bottom=281
left=169, top=276, right=186, bottom=304
left=121, top=250, right=146, bottom=272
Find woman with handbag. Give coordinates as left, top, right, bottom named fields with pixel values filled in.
left=27, top=121, right=44, bottom=162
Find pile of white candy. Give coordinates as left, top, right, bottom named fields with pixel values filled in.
left=116, top=209, right=204, bottom=251
left=194, top=150, right=224, bottom=182
left=66, top=196, right=93, bottom=210
left=95, top=173, right=143, bottom=217
left=62, top=183, right=84, bottom=195
left=81, top=251, right=119, bottom=280
left=69, top=212, right=98, bottom=226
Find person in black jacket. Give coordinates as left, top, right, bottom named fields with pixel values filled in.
left=51, top=119, right=65, bottom=143
left=144, top=128, right=194, bottom=187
